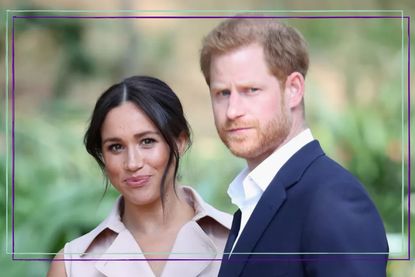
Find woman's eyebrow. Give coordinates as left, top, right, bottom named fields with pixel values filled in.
left=102, top=131, right=161, bottom=145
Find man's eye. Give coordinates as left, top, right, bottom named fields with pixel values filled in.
left=219, top=89, right=231, bottom=97
left=249, top=87, right=259, bottom=93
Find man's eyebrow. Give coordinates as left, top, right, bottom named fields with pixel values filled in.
left=210, top=83, right=228, bottom=91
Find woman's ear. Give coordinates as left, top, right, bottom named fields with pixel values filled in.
left=284, top=72, right=305, bottom=109
left=176, top=132, right=189, bottom=156
left=99, top=153, right=106, bottom=166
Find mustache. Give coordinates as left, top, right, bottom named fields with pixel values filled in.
left=222, top=119, right=257, bottom=130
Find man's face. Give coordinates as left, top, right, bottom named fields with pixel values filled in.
left=209, top=43, right=292, bottom=169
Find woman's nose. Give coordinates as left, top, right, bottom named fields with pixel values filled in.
left=124, top=148, right=143, bottom=171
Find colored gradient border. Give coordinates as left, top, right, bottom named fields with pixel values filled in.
left=4, top=10, right=411, bottom=262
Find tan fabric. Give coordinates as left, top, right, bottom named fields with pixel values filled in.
left=63, top=186, right=231, bottom=277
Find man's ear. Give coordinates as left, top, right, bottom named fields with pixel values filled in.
left=176, top=132, right=189, bottom=156
left=284, top=72, right=305, bottom=109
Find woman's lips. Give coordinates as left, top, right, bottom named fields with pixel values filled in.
left=124, top=175, right=151, bottom=187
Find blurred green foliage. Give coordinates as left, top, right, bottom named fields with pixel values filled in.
left=1, top=7, right=414, bottom=277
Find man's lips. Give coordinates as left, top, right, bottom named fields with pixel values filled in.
left=124, top=175, right=151, bottom=187
left=227, top=127, right=253, bottom=133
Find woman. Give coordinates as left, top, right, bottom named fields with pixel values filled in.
left=48, top=76, right=231, bottom=277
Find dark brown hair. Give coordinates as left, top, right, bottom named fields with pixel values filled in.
left=84, top=76, right=191, bottom=207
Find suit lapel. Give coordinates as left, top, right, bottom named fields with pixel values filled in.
left=220, top=141, right=325, bottom=277
left=218, top=210, right=241, bottom=276
left=235, top=180, right=287, bottom=254
left=223, top=210, right=241, bottom=258
left=223, top=181, right=287, bottom=277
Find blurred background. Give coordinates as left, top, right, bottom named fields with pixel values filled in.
left=0, top=0, right=414, bottom=276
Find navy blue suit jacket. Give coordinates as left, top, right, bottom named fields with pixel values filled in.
left=218, top=140, right=388, bottom=277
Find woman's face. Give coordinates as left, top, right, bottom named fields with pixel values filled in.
left=101, top=101, right=173, bottom=207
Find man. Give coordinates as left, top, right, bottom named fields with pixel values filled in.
left=199, top=17, right=389, bottom=276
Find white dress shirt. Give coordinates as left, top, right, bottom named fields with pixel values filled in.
left=227, top=129, right=314, bottom=253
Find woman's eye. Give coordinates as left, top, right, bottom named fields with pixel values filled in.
left=109, top=144, right=123, bottom=153
left=249, top=87, right=259, bottom=93
left=141, top=138, right=156, bottom=146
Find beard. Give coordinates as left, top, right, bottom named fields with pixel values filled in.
left=217, top=110, right=292, bottom=162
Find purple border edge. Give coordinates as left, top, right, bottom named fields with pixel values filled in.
left=11, top=15, right=15, bottom=261
left=9, top=14, right=411, bottom=262
left=406, top=15, right=411, bottom=261
left=11, top=15, right=410, bottom=19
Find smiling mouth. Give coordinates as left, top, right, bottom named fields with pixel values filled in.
left=124, top=175, right=151, bottom=187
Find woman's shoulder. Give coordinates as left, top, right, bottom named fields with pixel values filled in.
left=180, top=185, right=232, bottom=230
left=64, top=197, right=124, bottom=258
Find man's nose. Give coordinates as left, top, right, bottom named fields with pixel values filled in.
left=226, top=91, right=245, bottom=120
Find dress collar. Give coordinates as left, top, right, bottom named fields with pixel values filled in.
left=77, top=186, right=231, bottom=256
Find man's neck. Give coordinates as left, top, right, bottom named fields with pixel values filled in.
left=247, top=125, right=307, bottom=171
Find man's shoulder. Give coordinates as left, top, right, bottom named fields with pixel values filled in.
left=287, top=145, right=371, bottom=205
left=305, top=153, right=361, bottom=185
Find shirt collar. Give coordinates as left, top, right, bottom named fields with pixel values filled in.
left=250, top=128, right=314, bottom=190
left=227, top=167, right=250, bottom=207
left=228, top=129, right=314, bottom=208
left=78, top=186, right=231, bottom=255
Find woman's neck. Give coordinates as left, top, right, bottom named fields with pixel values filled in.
left=121, top=186, right=196, bottom=277
left=122, top=186, right=195, bottom=235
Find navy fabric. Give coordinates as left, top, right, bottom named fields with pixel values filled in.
left=218, top=140, right=388, bottom=277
